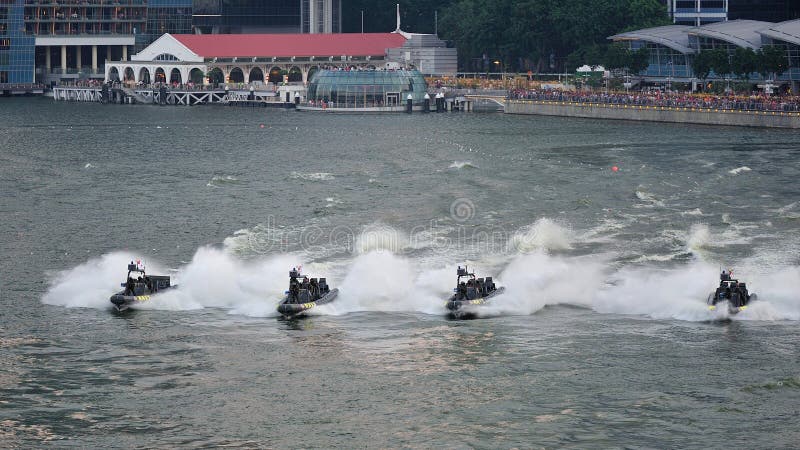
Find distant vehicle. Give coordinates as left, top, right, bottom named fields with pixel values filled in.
left=445, top=265, right=505, bottom=319
left=707, top=270, right=757, bottom=314
left=276, top=267, right=338, bottom=319
left=110, top=261, right=174, bottom=312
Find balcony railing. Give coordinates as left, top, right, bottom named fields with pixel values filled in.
left=24, top=1, right=148, bottom=6
left=47, top=67, right=105, bottom=75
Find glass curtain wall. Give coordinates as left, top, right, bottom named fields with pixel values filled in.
left=1, top=1, right=34, bottom=84
left=24, top=0, right=147, bottom=36
left=621, top=41, right=692, bottom=78
left=728, top=0, right=800, bottom=22
left=138, top=0, right=193, bottom=51
left=783, top=42, right=800, bottom=81
left=307, top=70, right=428, bottom=108
left=221, top=0, right=300, bottom=31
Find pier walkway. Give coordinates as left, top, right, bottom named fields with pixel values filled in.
left=1, top=83, right=46, bottom=96
left=52, top=86, right=291, bottom=107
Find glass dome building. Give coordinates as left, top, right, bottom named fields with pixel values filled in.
left=305, top=69, right=428, bottom=109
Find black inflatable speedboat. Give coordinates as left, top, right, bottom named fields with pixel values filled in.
left=276, top=267, right=338, bottom=319
left=707, top=270, right=757, bottom=314
left=110, top=261, right=174, bottom=312
left=445, top=265, right=505, bottom=319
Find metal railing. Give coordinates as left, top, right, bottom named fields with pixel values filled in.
left=0, top=83, right=46, bottom=89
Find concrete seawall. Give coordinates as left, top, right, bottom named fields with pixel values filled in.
left=505, top=100, right=800, bottom=129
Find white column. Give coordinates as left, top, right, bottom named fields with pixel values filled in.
left=122, top=45, right=128, bottom=62
left=309, top=1, right=316, bottom=34
left=180, top=67, right=190, bottom=85
left=325, top=0, right=332, bottom=33
left=92, top=45, right=98, bottom=72
left=106, top=46, right=112, bottom=63
left=61, top=45, right=67, bottom=73
left=76, top=46, right=82, bottom=70
left=45, top=46, right=51, bottom=71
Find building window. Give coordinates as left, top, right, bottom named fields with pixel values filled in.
left=155, top=53, right=179, bottom=61
left=302, top=0, right=310, bottom=33
left=316, top=0, right=324, bottom=33
left=331, top=0, right=339, bottom=33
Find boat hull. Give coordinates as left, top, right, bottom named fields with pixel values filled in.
left=110, top=285, right=175, bottom=312
left=110, top=293, right=153, bottom=312
left=445, top=287, right=506, bottom=319
left=277, top=288, right=339, bottom=318
left=707, top=292, right=757, bottom=314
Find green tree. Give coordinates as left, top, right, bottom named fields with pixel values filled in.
left=730, top=47, right=757, bottom=80
left=629, top=48, right=650, bottom=74
left=707, top=48, right=731, bottom=77
left=565, top=44, right=606, bottom=73
left=692, top=51, right=712, bottom=80
left=603, top=44, right=650, bottom=74
left=604, top=43, right=631, bottom=71
left=439, top=0, right=669, bottom=72
left=757, top=45, right=789, bottom=79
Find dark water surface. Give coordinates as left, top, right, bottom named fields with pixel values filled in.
left=1, top=97, right=799, bottom=447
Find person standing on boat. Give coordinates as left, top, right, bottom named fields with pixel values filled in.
left=458, top=282, right=467, bottom=300
left=720, top=269, right=731, bottom=282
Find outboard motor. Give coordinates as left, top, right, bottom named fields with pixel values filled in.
left=457, top=266, right=467, bottom=277
left=128, top=263, right=137, bottom=271
left=485, top=277, right=494, bottom=291
left=319, top=278, right=328, bottom=293
left=289, top=269, right=301, bottom=278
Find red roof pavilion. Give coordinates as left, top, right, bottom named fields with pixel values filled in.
left=172, top=33, right=408, bottom=59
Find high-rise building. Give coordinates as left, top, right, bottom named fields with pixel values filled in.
left=2, top=0, right=342, bottom=86
left=193, top=1, right=340, bottom=35
left=23, top=0, right=155, bottom=84
left=665, top=0, right=800, bottom=25
left=667, top=0, right=728, bottom=26
left=728, top=0, right=800, bottom=23
left=141, top=1, right=194, bottom=51
left=0, top=1, right=35, bottom=84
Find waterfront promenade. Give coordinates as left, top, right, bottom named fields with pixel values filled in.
left=507, top=90, right=800, bottom=128
left=44, top=79, right=800, bottom=126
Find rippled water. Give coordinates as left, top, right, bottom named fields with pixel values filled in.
left=1, top=97, right=799, bottom=447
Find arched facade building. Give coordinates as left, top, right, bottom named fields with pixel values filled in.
left=105, top=33, right=409, bottom=86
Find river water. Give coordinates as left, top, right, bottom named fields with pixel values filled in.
left=1, top=97, right=799, bottom=447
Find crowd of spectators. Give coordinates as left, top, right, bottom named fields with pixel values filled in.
left=510, top=89, right=800, bottom=113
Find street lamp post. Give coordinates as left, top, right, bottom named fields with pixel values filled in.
left=494, top=60, right=505, bottom=91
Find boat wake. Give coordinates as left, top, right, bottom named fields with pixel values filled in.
left=41, top=222, right=800, bottom=322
